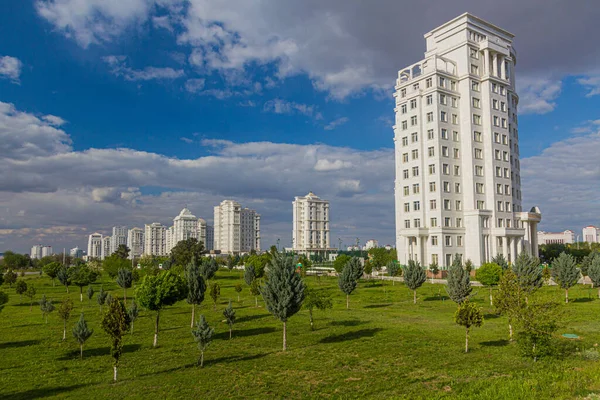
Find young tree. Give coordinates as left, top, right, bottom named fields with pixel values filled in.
left=333, top=254, right=351, bottom=273
left=250, top=279, right=261, bottom=307
left=244, top=265, right=256, bottom=286
left=191, top=315, right=214, bottom=367
left=112, top=244, right=130, bottom=260
left=580, top=251, right=599, bottom=285
left=512, top=252, right=543, bottom=304
left=43, top=262, right=61, bottom=286
left=338, top=262, right=358, bottom=309
left=495, top=269, right=525, bottom=341
left=136, top=270, right=187, bottom=347
left=387, top=261, right=400, bottom=285
left=57, top=266, right=71, bottom=293
left=25, top=285, right=36, bottom=312
left=475, top=263, right=502, bottom=305
left=223, top=300, right=236, bottom=339
left=4, top=270, right=17, bottom=287
left=492, top=254, right=509, bottom=270
left=86, top=286, right=95, bottom=304
left=347, top=257, right=364, bottom=282
left=70, top=266, right=99, bottom=302
left=542, top=266, right=552, bottom=285
left=101, top=297, right=131, bottom=381
left=403, top=259, right=427, bottom=304
left=15, top=280, right=27, bottom=303
left=209, top=282, right=221, bottom=311
left=429, top=261, right=440, bottom=284
left=303, top=286, right=333, bottom=330
left=588, top=256, right=600, bottom=298
left=464, top=259, right=474, bottom=275
left=551, top=252, right=580, bottom=303
left=185, top=261, right=207, bottom=327
left=200, top=258, right=218, bottom=284
left=446, top=255, right=472, bottom=304
left=261, top=254, right=306, bottom=351
left=454, top=300, right=483, bottom=353
left=40, top=294, right=55, bottom=323
left=0, top=291, right=8, bottom=314
left=97, top=287, right=108, bottom=313
left=234, top=284, right=243, bottom=302
left=226, top=255, right=235, bottom=271
left=116, top=268, right=133, bottom=304
left=72, top=313, right=93, bottom=359
left=127, top=300, right=139, bottom=334
left=515, top=301, right=561, bottom=361
left=102, top=255, right=130, bottom=279
left=57, top=298, right=74, bottom=340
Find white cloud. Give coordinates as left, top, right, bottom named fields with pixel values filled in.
left=103, top=55, right=184, bottom=81
left=0, top=56, right=23, bottom=83
left=184, top=78, right=205, bottom=93
left=577, top=74, right=600, bottom=97
left=324, top=117, right=349, bottom=131
left=314, top=159, right=352, bottom=172
left=180, top=137, right=193, bottom=144
left=42, top=115, right=67, bottom=126
left=263, top=99, right=322, bottom=119
left=517, top=77, right=562, bottom=115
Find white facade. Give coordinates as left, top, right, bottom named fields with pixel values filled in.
left=292, top=192, right=335, bottom=255
left=110, top=226, right=128, bottom=254
left=364, top=239, right=379, bottom=250
left=394, top=13, right=540, bottom=268
left=538, top=230, right=575, bottom=245
left=583, top=226, right=600, bottom=244
left=31, top=245, right=43, bottom=259
left=87, top=233, right=103, bottom=259
left=127, top=227, right=144, bottom=259
left=41, top=246, right=53, bottom=258
left=101, top=236, right=112, bottom=259
left=70, top=247, right=83, bottom=258
left=214, top=200, right=260, bottom=254
left=144, top=223, right=167, bottom=256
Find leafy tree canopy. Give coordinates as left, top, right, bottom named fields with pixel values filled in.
left=170, top=238, right=205, bottom=268
left=476, top=263, right=503, bottom=287
left=136, top=270, right=187, bottom=312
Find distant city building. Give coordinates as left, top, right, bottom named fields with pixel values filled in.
left=41, top=246, right=53, bottom=258
left=346, top=245, right=360, bottom=251
left=364, top=239, right=379, bottom=250
left=127, top=227, right=144, bottom=259
left=292, top=192, right=334, bottom=256
left=205, top=225, right=214, bottom=251
left=214, top=200, right=261, bottom=254
left=70, top=247, right=84, bottom=258
left=583, top=226, right=600, bottom=244
left=87, top=233, right=103, bottom=259
left=110, top=226, right=128, bottom=254
left=537, top=230, right=575, bottom=245
left=384, top=244, right=394, bottom=251
left=144, top=223, right=167, bottom=256
left=101, top=236, right=112, bottom=259
left=31, top=245, right=43, bottom=259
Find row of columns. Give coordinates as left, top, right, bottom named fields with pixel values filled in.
left=482, top=48, right=507, bottom=80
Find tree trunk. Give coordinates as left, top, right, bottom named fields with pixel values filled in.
left=509, top=322, right=513, bottom=342
left=309, top=309, right=314, bottom=331
left=237, top=294, right=240, bottom=302
left=45, top=314, right=48, bottom=324
left=283, top=321, right=287, bottom=351
left=80, top=287, right=83, bottom=302
left=229, top=327, right=232, bottom=340
left=131, top=320, right=134, bottom=335
left=598, top=287, right=600, bottom=299
left=413, top=290, right=417, bottom=304
left=80, top=344, right=83, bottom=359
left=489, top=286, right=493, bottom=306
left=191, top=304, right=195, bottom=328
left=392, top=279, right=395, bottom=286
left=113, top=366, right=117, bottom=382
left=255, top=296, right=258, bottom=307
left=153, top=311, right=160, bottom=347
left=52, top=279, right=55, bottom=287
left=465, top=327, right=469, bottom=353
left=565, top=288, right=569, bottom=303
left=200, top=350, right=204, bottom=367
left=346, top=294, right=349, bottom=309
left=123, top=288, right=127, bottom=305
left=63, top=321, right=66, bottom=340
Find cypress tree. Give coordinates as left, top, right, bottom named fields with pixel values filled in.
left=86, top=286, right=95, bottom=305
left=72, top=313, right=93, bottom=359
left=116, top=268, right=133, bottom=304
left=492, top=254, right=509, bottom=270
left=57, top=267, right=71, bottom=293
left=210, top=283, right=221, bottom=311
left=185, top=260, right=207, bottom=327
left=348, top=257, right=364, bottom=282
left=244, top=265, right=256, bottom=286
left=512, top=252, right=543, bottom=303
left=403, top=259, right=426, bottom=304
left=201, top=258, right=218, bottom=283
left=128, top=300, right=139, bottom=334
left=101, top=297, right=130, bottom=381
left=97, top=287, right=108, bottom=313
left=446, top=254, right=472, bottom=304
left=338, top=262, right=358, bottom=309
left=261, top=254, right=305, bottom=351
left=58, top=298, right=74, bottom=340
left=191, top=315, right=214, bottom=367
left=551, top=252, right=580, bottom=303
left=588, top=256, right=600, bottom=298
left=223, top=300, right=236, bottom=339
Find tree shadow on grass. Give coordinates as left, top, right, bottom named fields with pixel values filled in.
left=214, top=327, right=276, bottom=341
left=207, top=352, right=270, bottom=366
left=572, top=298, right=594, bottom=303
left=58, top=344, right=141, bottom=361
left=329, top=320, right=366, bottom=327
left=483, top=313, right=500, bottom=319
left=0, top=339, right=40, bottom=349
left=319, top=328, right=383, bottom=344
left=162, top=326, right=184, bottom=332
left=480, top=339, right=510, bottom=347
left=236, top=313, right=272, bottom=324
left=423, top=296, right=449, bottom=302
left=3, top=384, right=88, bottom=400
left=363, top=304, right=392, bottom=309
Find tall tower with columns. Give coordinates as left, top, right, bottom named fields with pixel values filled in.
left=393, top=13, right=540, bottom=268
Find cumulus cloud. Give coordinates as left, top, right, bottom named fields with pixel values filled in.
left=263, top=99, right=322, bottom=119
left=324, top=117, right=349, bottom=131
left=103, top=55, right=184, bottom=81
left=184, top=78, right=205, bottom=93
left=577, top=74, right=600, bottom=97
left=517, top=77, right=562, bottom=115
left=314, top=159, right=352, bottom=172
left=0, top=56, right=23, bottom=83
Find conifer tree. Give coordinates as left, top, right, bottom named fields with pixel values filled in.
left=446, top=255, right=472, bottom=304
left=551, top=252, right=580, bottom=303
left=347, top=257, right=364, bottom=282
left=403, top=259, right=427, bottom=304
left=87, top=286, right=95, bottom=305
left=234, top=283, right=243, bottom=302
left=454, top=300, right=483, bottom=353
left=15, top=280, right=27, bottom=304
left=223, top=300, right=236, bottom=339
left=58, top=298, right=74, bottom=340
left=57, top=266, right=71, bottom=293
left=127, top=300, right=139, bottom=334
left=72, top=313, right=93, bottom=359
left=210, top=282, right=221, bottom=311
left=244, top=265, right=256, bottom=286
left=185, top=260, right=207, bottom=327
left=201, top=258, right=218, bottom=284
left=116, top=268, right=133, bottom=304
left=101, top=297, right=130, bottom=381
left=261, top=254, right=305, bottom=351
left=105, top=293, right=114, bottom=306
left=191, top=315, right=214, bottom=367
left=512, top=252, right=543, bottom=303
left=492, top=254, right=509, bottom=270
left=97, top=287, right=108, bottom=313
left=338, top=262, right=358, bottom=309
left=429, top=262, right=439, bottom=283
left=303, top=286, right=333, bottom=330
left=250, top=279, right=261, bottom=307
left=25, top=285, right=36, bottom=312
left=588, top=256, right=600, bottom=298
left=495, top=269, right=525, bottom=341
left=40, top=294, right=55, bottom=323
left=387, top=261, right=400, bottom=285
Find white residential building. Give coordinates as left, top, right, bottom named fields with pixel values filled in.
left=101, top=236, right=112, bottom=259
left=31, top=245, right=43, bottom=259
left=127, top=227, right=144, bottom=259
left=393, top=13, right=541, bottom=268
left=214, top=200, right=260, bottom=254
left=364, top=239, right=379, bottom=250
left=170, top=207, right=199, bottom=252
left=583, top=226, right=600, bottom=244
left=144, top=223, right=167, bottom=256
left=292, top=192, right=335, bottom=256
left=70, top=247, right=84, bottom=258
left=87, top=233, right=103, bottom=259
left=110, top=226, right=128, bottom=254
left=538, top=230, right=575, bottom=245
left=41, top=246, right=53, bottom=258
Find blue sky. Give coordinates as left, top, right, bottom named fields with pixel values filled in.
left=1, top=0, right=599, bottom=253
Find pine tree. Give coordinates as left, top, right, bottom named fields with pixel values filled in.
left=403, top=259, right=427, bottom=304
left=191, top=315, right=214, bottom=367
left=210, top=282, right=221, bottom=311
left=446, top=255, right=472, bottom=304
left=588, top=256, right=600, bottom=298
left=454, top=300, right=483, bottom=353
left=97, top=287, right=108, bottom=313
left=495, top=269, right=525, bottom=341
left=128, top=300, right=139, bottom=334
left=223, top=300, right=236, bottom=339
left=348, top=257, right=364, bottom=282
left=200, top=258, right=218, bottom=284
left=39, top=294, right=55, bottom=323
left=492, top=254, right=509, bottom=270
left=116, top=268, right=133, bottom=304
left=338, top=262, right=358, bottom=309
left=261, top=254, right=305, bottom=351
left=101, top=297, right=131, bottom=381
left=72, top=313, right=93, bottom=359
left=551, top=252, right=580, bottom=303
left=86, top=286, right=95, bottom=304
left=57, top=298, right=74, bottom=340
left=185, top=259, right=207, bottom=327
left=15, top=280, right=27, bottom=304
left=244, top=265, right=256, bottom=286
left=512, top=252, right=543, bottom=303
left=234, top=284, right=243, bottom=302
left=25, top=285, right=36, bottom=312
left=464, top=259, right=474, bottom=274
left=303, top=286, right=333, bottom=330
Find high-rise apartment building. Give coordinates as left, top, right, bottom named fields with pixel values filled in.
left=101, top=236, right=112, bottom=259
left=292, top=192, right=334, bottom=256
left=393, top=13, right=540, bottom=267
left=87, top=233, right=103, bottom=259
left=31, top=245, right=43, bottom=259
left=110, top=226, right=128, bottom=254
left=144, top=223, right=167, bottom=256
left=127, top=227, right=144, bottom=259
left=70, top=247, right=84, bottom=259
left=583, top=226, right=599, bottom=244
left=41, top=246, right=53, bottom=258
left=198, top=218, right=208, bottom=249
left=214, top=200, right=260, bottom=254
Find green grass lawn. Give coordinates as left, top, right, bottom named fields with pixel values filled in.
left=1, top=271, right=600, bottom=399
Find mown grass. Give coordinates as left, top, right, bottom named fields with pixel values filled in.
left=1, top=271, right=600, bottom=399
